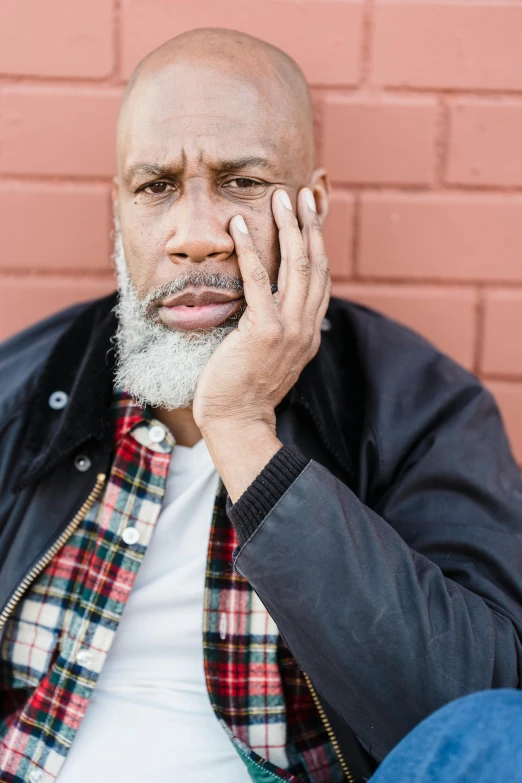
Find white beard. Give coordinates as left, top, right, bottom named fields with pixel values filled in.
left=113, top=228, right=241, bottom=410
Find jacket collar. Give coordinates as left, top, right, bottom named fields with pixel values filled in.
left=13, top=294, right=118, bottom=490
left=14, top=294, right=355, bottom=490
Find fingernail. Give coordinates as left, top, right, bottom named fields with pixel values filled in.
left=304, top=189, right=317, bottom=212
left=278, top=190, right=292, bottom=211
left=234, top=215, right=249, bottom=234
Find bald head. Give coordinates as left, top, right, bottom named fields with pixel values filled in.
left=118, top=28, right=315, bottom=175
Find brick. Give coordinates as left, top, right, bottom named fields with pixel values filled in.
left=0, top=0, right=113, bottom=78
left=482, top=290, right=522, bottom=377
left=0, top=183, right=112, bottom=273
left=120, top=0, right=364, bottom=86
left=0, top=276, right=115, bottom=342
left=359, top=194, right=522, bottom=283
left=447, top=100, right=522, bottom=187
left=323, top=191, right=355, bottom=280
left=486, top=381, right=522, bottom=465
left=321, top=95, right=437, bottom=185
left=0, top=87, right=122, bottom=177
left=371, top=3, right=522, bottom=91
left=332, top=283, right=477, bottom=369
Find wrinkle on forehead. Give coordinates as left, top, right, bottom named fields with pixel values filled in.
left=117, top=28, right=314, bottom=180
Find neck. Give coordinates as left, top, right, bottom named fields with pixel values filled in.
left=153, top=406, right=202, bottom=447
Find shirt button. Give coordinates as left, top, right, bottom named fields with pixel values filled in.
left=149, top=424, right=166, bottom=443
left=29, top=770, right=43, bottom=783
left=75, top=648, right=92, bottom=667
left=122, top=526, right=140, bottom=545
left=74, top=454, right=92, bottom=472
left=48, top=390, right=68, bottom=410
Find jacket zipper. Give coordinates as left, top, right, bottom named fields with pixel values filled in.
left=303, top=672, right=356, bottom=783
left=0, top=473, right=107, bottom=634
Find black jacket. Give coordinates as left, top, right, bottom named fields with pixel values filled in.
left=1, top=293, right=522, bottom=781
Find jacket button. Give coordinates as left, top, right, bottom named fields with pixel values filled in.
left=48, top=390, right=68, bottom=410
left=321, top=317, right=332, bottom=332
left=74, top=454, right=91, bottom=472
left=29, top=770, right=42, bottom=783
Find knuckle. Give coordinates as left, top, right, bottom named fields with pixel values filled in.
left=294, top=252, right=311, bottom=275
left=308, top=213, right=322, bottom=232
left=318, top=252, right=330, bottom=271
left=285, top=324, right=301, bottom=344
left=251, top=265, right=270, bottom=286
left=315, top=253, right=330, bottom=280
left=263, top=320, right=284, bottom=344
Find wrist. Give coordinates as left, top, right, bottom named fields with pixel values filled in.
left=200, top=415, right=276, bottom=444
left=201, top=417, right=282, bottom=503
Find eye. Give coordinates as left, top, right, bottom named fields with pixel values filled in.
left=224, top=177, right=263, bottom=191
left=232, top=178, right=257, bottom=188
left=140, top=181, right=175, bottom=195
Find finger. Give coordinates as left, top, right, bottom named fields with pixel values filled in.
left=272, top=189, right=311, bottom=316
left=230, top=215, right=275, bottom=315
left=314, top=274, right=332, bottom=337
left=306, top=280, right=332, bottom=361
left=297, top=187, right=331, bottom=317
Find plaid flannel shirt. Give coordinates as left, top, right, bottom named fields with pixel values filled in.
left=0, top=390, right=343, bottom=783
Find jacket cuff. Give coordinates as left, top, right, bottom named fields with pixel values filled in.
left=227, top=445, right=310, bottom=546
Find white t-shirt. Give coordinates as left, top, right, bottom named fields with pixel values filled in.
left=58, top=438, right=251, bottom=782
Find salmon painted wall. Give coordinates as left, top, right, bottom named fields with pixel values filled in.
left=1, top=0, right=521, bottom=462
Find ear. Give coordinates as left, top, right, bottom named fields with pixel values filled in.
left=307, top=168, right=330, bottom=227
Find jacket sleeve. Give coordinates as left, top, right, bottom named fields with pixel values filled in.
left=229, top=333, right=522, bottom=763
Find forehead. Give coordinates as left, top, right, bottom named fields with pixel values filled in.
left=118, top=62, right=295, bottom=174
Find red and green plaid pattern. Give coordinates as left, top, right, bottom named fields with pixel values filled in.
left=0, top=391, right=342, bottom=783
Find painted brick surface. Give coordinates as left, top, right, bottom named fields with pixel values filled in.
left=0, top=87, right=122, bottom=177
left=0, top=0, right=113, bottom=78
left=323, top=191, right=355, bottom=280
left=0, top=183, right=112, bottom=272
left=120, top=0, right=364, bottom=85
left=482, top=291, right=522, bottom=378
left=359, top=194, right=522, bottom=283
left=1, top=0, right=521, bottom=459
left=322, top=96, right=437, bottom=185
left=371, top=3, right=522, bottom=90
left=447, top=100, right=522, bottom=188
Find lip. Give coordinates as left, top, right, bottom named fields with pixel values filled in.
left=161, top=288, right=241, bottom=308
left=158, top=288, right=244, bottom=330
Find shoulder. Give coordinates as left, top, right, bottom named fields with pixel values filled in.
left=0, top=299, right=107, bottom=424
left=325, top=297, right=505, bottom=472
left=326, top=296, right=481, bottom=394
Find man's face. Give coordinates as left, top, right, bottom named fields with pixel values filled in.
left=115, top=61, right=312, bottom=323
left=112, top=57, right=322, bottom=410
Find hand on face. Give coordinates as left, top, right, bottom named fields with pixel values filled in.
left=192, top=186, right=331, bottom=435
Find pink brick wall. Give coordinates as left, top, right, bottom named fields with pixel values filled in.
left=1, top=0, right=521, bottom=462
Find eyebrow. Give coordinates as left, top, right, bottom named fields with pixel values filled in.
left=125, top=156, right=276, bottom=185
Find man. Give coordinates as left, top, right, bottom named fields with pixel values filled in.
left=0, top=27, right=521, bottom=783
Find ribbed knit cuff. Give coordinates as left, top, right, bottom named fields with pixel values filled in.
left=227, top=445, right=310, bottom=547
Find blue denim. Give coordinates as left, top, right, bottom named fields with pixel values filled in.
left=369, top=689, right=522, bottom=783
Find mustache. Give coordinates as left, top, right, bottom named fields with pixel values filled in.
left=141, top=271, right=278, bottom=314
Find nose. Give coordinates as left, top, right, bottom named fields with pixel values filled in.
left=164, top=183, right=235, bottom=264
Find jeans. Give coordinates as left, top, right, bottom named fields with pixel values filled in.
left=369, top=689, right=522, bottom=783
